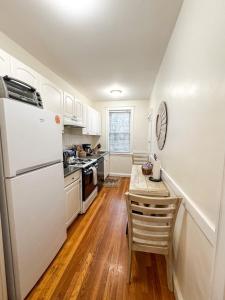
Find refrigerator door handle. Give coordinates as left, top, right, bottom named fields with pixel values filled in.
left=14, top=160, right=62, bottom=177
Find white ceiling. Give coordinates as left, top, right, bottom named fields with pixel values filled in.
left=0, top=0, right=182, bottom=101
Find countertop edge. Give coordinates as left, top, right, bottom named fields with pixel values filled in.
left=64, top=166, right=82, bottom=178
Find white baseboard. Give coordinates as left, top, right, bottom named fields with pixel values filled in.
left=161, top=168, right=216, bottom=246
left=109, top=172, right=131, bottom=177
left=173, top=271, right=184, bottom=300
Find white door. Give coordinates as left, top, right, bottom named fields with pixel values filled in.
left=0, top=49, right=11, bottom=77
left=74, top=99, right=83, bottom=126
left=63, top=92, right=74, bottom=119
left=40, top=77, right=63, bottom=115
left=5, top=163, right=66, bottom=299
left=65, top=179, right=81, bottom=227
left=0, top=98, right=63, bottom=178
left=11, top=58, right=40, bottom=90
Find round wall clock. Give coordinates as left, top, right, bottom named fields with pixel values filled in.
left=156, top=101, right=168, bottom=150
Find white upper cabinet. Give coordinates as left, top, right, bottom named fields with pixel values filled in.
left=0, top=48, right=101, bottom=135
left=0, top=49, right=11, bottom=77
left=63, top=92, right=74, bottom=118
left=82, top=104, right=87, bottom=129
left=96, top=111, right=101, bottom=135
left=63, top=93, right=84, bottom=127
left=82, top=105, right=101, bottom=136
left=11, top=58, right=40, bottom=90
left=40, top=77, right=63, bottom=115
left=74, top=99, right=83, bottom=126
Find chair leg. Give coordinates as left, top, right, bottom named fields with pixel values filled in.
left=165, top=250, right=173, bottom=292
left=127, top=245, right=132, bottom=283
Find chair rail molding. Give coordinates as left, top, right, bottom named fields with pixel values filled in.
left=161, top=168, right=216, bottom=246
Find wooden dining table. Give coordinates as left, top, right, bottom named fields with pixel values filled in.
left=129, top=165, right=170, bottom=197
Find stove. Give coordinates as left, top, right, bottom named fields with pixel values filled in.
left=68, top=158, right=97, bottom=168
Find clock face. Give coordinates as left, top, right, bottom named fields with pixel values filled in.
left=156, top=101, right=168, bottom=150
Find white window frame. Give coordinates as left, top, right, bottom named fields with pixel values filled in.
left=105, top=107, right=134, bottom=155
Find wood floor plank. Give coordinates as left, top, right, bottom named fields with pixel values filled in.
left=26, top=177, right=175, bottom=300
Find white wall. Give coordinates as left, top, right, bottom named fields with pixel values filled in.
left=95, top=100, right=149, bottom=176
left=149, top=0, right=225, bottom=299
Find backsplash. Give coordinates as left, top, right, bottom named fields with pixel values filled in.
left=62, top=127, right=100, bottom=149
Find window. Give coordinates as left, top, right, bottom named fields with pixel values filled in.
left=108, top=109, right=132, bottom=153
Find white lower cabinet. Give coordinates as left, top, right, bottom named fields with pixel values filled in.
left=104, top=154, right=110, bottom=179
left=64, top=171, right=81, bottom=228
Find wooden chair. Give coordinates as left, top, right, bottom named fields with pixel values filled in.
left=132, top=153, right=149, bottom=165
left=125, top=192, right=182, bottom=291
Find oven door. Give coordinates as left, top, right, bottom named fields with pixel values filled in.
left=82, top=168, right=95, bottom=201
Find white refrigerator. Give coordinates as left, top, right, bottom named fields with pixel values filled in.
left=0, top=98, right=67, bottom=299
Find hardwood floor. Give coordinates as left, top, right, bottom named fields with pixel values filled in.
left=26, top=177, right=175, bottom=300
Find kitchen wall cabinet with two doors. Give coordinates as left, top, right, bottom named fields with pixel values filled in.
left=0, top=48, right=101, bottom=136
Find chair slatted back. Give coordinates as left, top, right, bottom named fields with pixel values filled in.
left=126, top=193, right=182, bottom=255
left=132, top=153, right=149, bottom=165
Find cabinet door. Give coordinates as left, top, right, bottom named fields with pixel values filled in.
left=64, top=92, right=74, bottom=118
left=86, top=106, right=92, bottom=135
left=74, top=99, right=83, bottom=125
left=11, top=58, right=40, bottom=90
left=41, top=77, right=63, bottom=115
left=82, top=104, right=87, bottom=129
left=96, top=111, right=101, bottom=135
left=65, top=179, right=81, bottom=227
left=0, top=48, right=11, bottom=77
left=90, top=108, right=95, bottom=135
left=93, top=110, right=98, bottom=135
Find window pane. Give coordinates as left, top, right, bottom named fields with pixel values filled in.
left=109, top=111, right=130, bottom=153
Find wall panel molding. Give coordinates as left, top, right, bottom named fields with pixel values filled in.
left=173, top=271, right=184, bottom=300
left=162, top=168, right=216, bottom=246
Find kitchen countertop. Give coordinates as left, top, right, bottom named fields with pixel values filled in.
left=63, top=152, right=109, bottom=177
left=64, top=165, right=81, bottom=178
left=87, top=151, right=109, bottom=159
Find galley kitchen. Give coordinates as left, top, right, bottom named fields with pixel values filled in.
left=0, top=1, right=225, bottom=300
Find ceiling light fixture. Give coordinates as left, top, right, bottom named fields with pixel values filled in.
left=44, top=0, right=102, bottom=19
left=110, top=89, right=122, bottom=97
